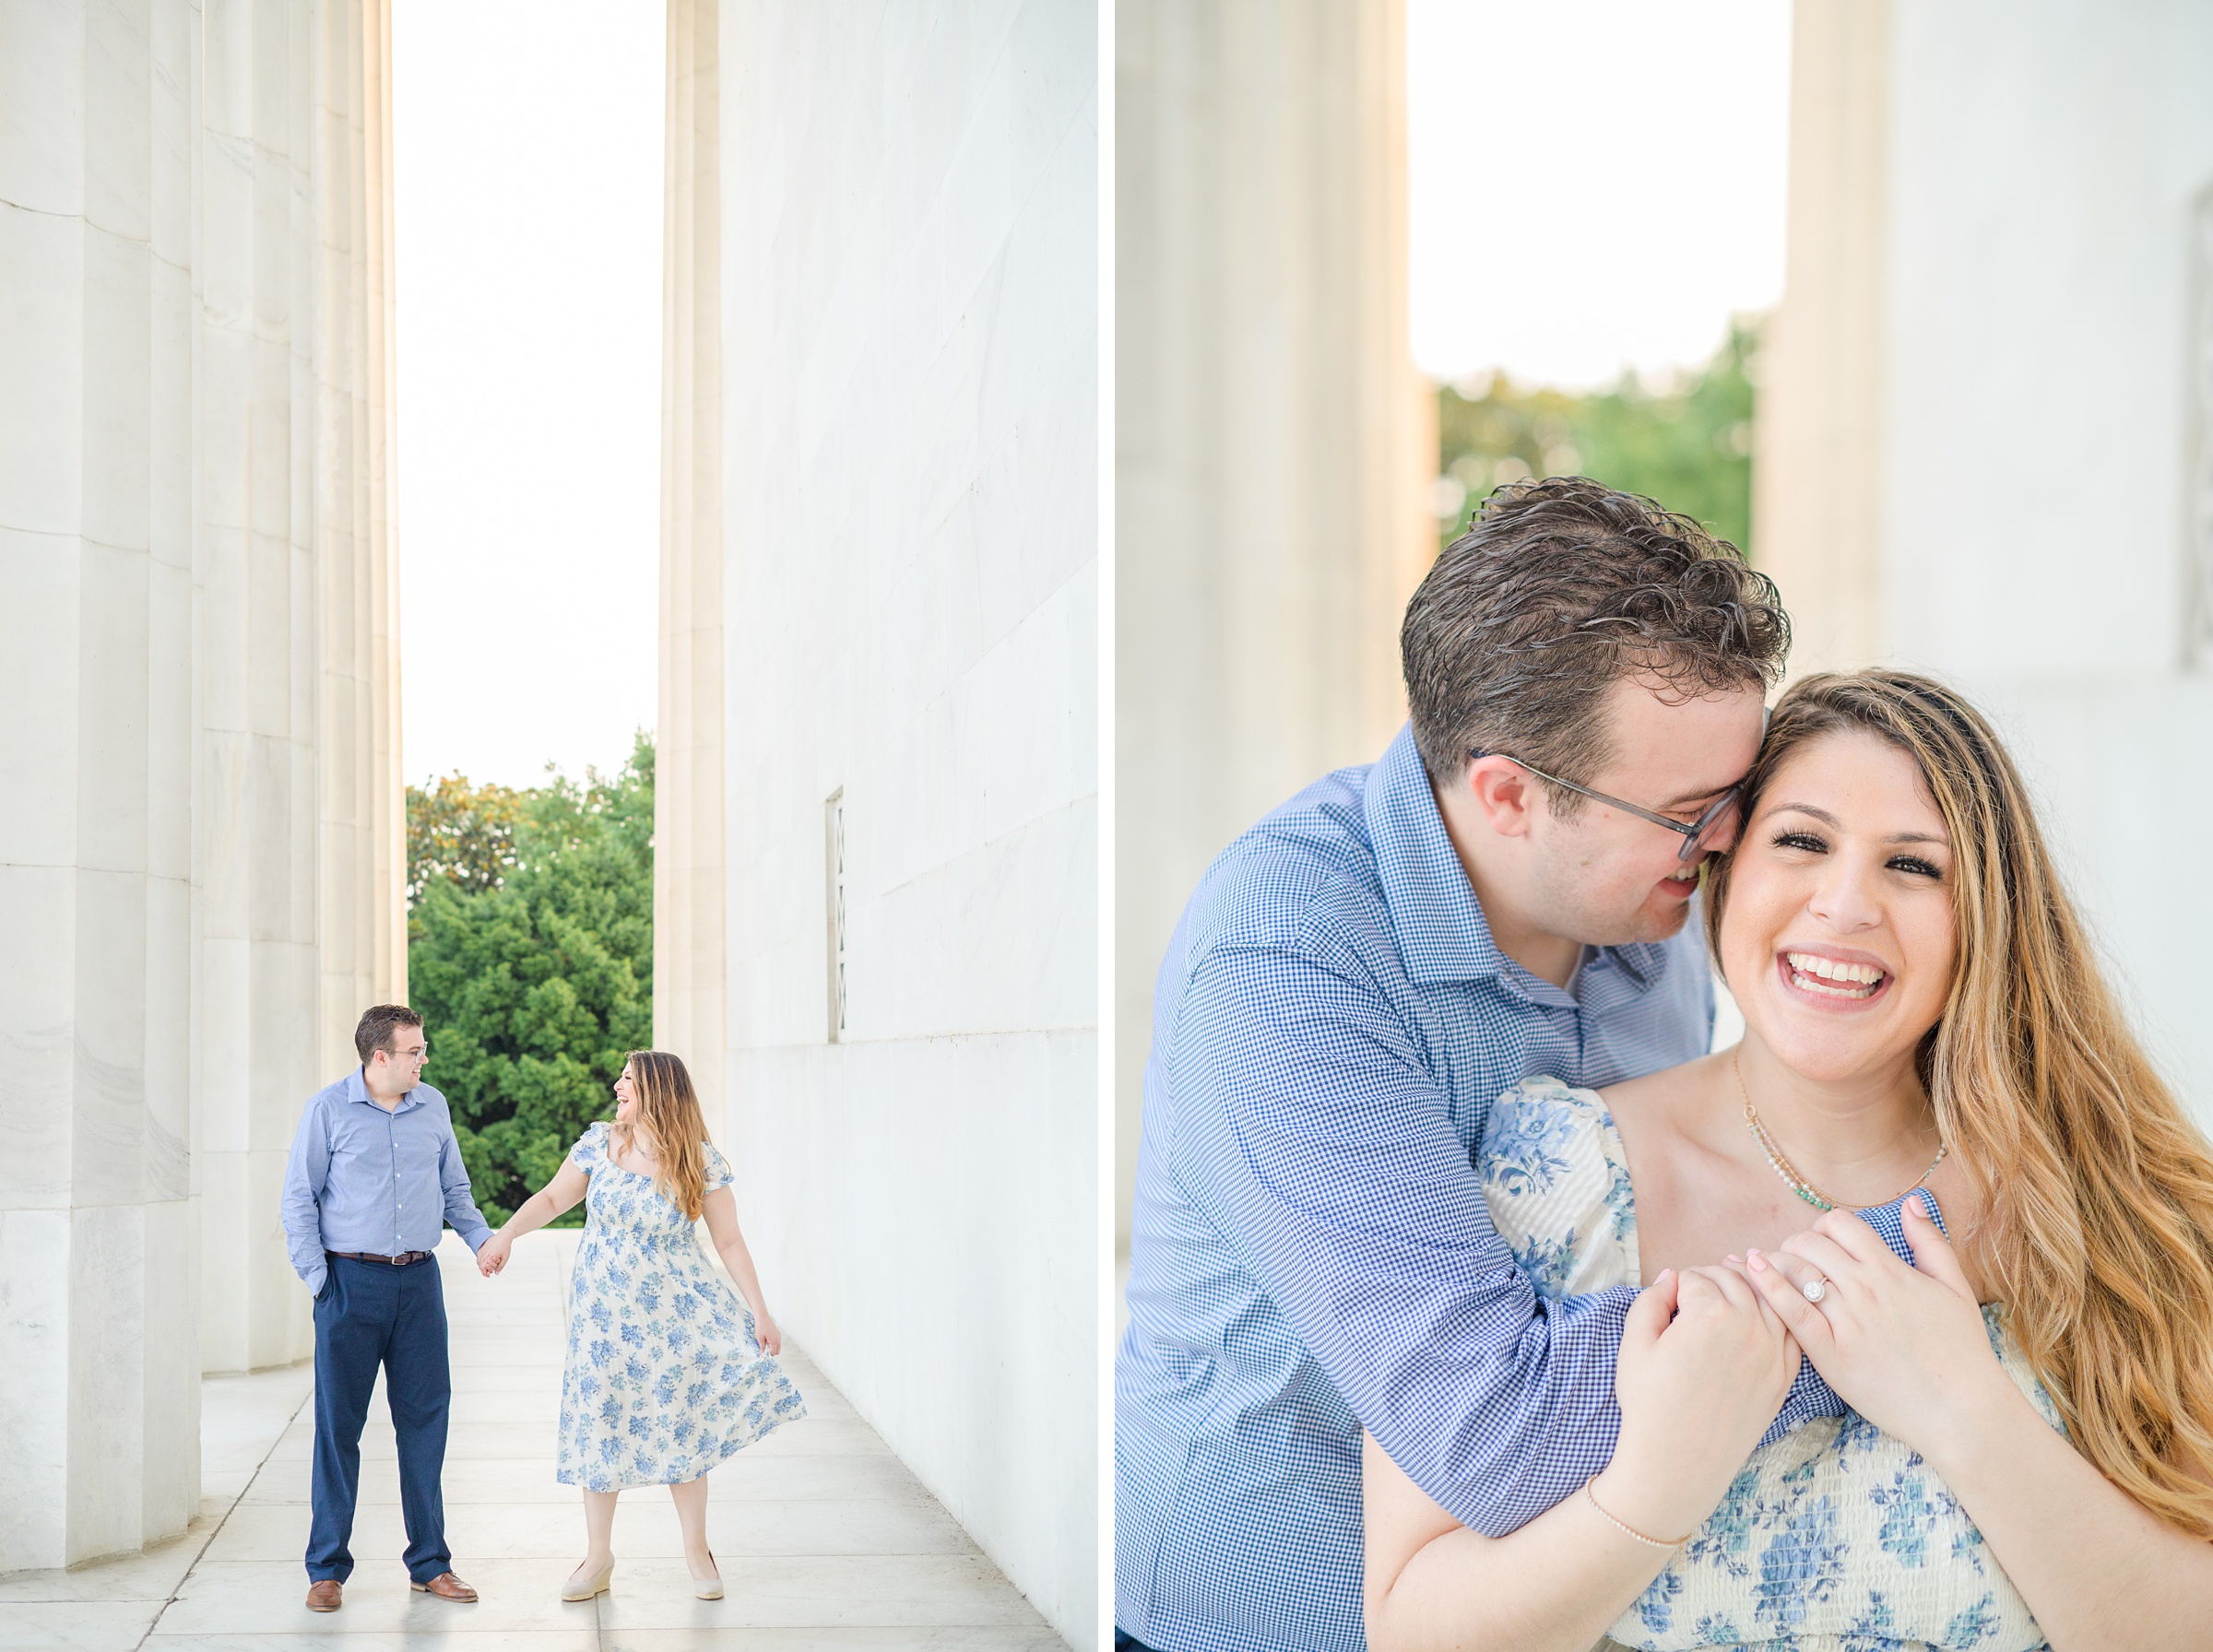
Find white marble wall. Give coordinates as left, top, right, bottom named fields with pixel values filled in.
left=1114, top=0, right=1432, bottom=1245
left=1757, top=0, right=2213, bottom=1123
left=0, top=0, right=404, bottom=1571
left=708, top=3, right=1096, bottom=1642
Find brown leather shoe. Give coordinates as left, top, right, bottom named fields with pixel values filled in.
left=305, top=1578, right=342, bottom=1611
left=411, top=1571, right=479, bottom=1602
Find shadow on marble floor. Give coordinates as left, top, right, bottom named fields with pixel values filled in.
left=0, top=1232, right=1066, bottom=1652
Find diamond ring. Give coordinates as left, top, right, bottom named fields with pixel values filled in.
left=1803, top=1277, right=1828, bottom=1304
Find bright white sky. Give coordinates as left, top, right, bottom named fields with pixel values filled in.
left=394, top=1, right=665, bottom=790
left=1406, top=0, right=1793, bottom=388
left=391, top=3, right=1787, bottom=785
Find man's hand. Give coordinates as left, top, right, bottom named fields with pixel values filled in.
left=476, top=1233, right=512, bottom=1277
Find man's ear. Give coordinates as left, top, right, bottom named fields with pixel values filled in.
left=1462, top=756, right=1541, bottom=841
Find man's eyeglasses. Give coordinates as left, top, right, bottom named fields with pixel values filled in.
left=1471, top=749, right=1745, bottom=864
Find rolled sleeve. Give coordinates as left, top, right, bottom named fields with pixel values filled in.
left=438, top=1126, right=492, bottom=1252
left=1180, top=941, right=1634, bottom=1539
left=281, top=1099, right=332, bottom=1296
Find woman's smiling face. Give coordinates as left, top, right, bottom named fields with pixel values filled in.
left=1719, top=728, right=1959, bottom=1082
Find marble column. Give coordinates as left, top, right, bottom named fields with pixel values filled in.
left=0, top=0, right=405, bottom=1567
left=655, top=0, right=727, bottom=1115
left=1115, top=0, right=1433, bottom=1245
left=314, top=0, right=406, bottom=1081
left=0, top=0, right=204, bottom=1571
left=194, top=0, right=327, bottom=1377
left=1748, top=0, right=1889, bottom=678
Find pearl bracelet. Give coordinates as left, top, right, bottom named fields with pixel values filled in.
left=1583, top=1480, right=1690, bottom=1549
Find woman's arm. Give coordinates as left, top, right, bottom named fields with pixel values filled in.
left=1748, top=1201, right=2213, bottom=1652
left=475, top=1158, right=590, bottom=1275
left=1365, top=1268, right=1799, bottom=1652
left=700, top=1184, right=783, bottom=1354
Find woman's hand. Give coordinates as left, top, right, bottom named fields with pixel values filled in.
left=751, top=1309, right=784, bottom=1356
left=477, top=1232, right=513, bottom=1277
left=1596, top=1265, right=1800, bottom=1541
left=1740, top=1196, right=2009, bottom=1464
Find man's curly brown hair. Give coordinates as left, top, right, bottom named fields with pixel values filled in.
left=1400, top=476, right=1790, bottom=809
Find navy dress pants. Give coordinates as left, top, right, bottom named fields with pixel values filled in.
left=306, top=1254, right=453, bottom=1584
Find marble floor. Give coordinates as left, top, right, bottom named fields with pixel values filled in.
left=0, top=1231, right=1064, bottom=1651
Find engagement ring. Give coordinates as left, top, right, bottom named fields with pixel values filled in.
left=1803, top=1277, right=1828, bottom=1304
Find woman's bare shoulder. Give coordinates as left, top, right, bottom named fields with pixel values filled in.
left=1598, top=1049, right=1729, bottom=1129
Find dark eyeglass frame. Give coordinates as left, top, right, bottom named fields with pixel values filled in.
left=1470, top=749, right=1746, bottom=864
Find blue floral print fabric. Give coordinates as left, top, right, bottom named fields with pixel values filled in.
left=556, top=1121, right=807, bottom=1491
left=1479, top=1077, right=2063, bottom=1652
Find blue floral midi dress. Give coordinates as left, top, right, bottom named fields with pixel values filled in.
left=555, top=1121, right=807, bottom=1491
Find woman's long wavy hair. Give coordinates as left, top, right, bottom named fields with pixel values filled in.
left=1708, top=669, right=2213, bottom=1538
left=616, top=1050, right=713, bottom=1220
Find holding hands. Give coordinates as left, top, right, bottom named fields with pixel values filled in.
left=476, top=1232, right=513, bottom=1278
left=1736, top=1195, right=2013, bottom=1467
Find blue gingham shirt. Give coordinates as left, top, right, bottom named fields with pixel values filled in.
left=280, top=1068, right=492, bottom=1296
left=1115, top=725, right=1931, bottom=1652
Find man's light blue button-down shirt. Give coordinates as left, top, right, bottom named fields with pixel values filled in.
left=1114, top=725, right=1931, bottom=1652
left=281, top=1068, right=493, bottom=1296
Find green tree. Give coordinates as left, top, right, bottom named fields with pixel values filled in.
left=407, top=734, right=655, bottom=1224
left=407, top=772, right=527, bottom=904
left=1435, top=317, right=1759, bottom=559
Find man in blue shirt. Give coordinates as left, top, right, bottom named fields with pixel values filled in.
left=281, top=1003, right=494, bottom=1612
left=1116, top=478, right=1932, bottom=1652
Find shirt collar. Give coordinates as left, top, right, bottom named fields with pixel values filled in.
left=1364, top=724, right=1509, bottom=985
left=1363, top=721, right=1674, bottom=996
left=347, top=1066, right=423, bottom=1113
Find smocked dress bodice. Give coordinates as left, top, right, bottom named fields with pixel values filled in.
left=1480, top=1077, right=2064, bottom=1652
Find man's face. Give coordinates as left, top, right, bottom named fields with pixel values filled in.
left=1515, top=677, right=1768, bottom=949
left=375, top=1028, right=430, bottom=1092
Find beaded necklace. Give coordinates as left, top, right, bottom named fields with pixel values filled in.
left=1733, top=1051, right=1947, bottom=1213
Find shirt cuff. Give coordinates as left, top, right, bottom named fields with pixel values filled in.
left=303, top=1266, right=327, bottom=1297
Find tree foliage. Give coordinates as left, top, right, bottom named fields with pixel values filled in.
left=1434, top=318, right=1759, bottom=560
left=406, top=772, right=527, bottom=904
left=406, top=735, right=655, bottom=1225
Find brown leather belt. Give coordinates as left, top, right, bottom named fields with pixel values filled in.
left=327, top=1249, right=432, bottom=1266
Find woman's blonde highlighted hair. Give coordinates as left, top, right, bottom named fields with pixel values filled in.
left=1709, top=669, right=2213, bottom=1537
left=617, top=1050, right=713, bottom=1221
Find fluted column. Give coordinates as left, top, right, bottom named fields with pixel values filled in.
left=1, top=0, right=405, bottom=1564
left=314, top=0, right=405, bottom=1079
left=1115, top=0, right=1432, bottom=1244
left=1749, top=0, right=1889, bottom=677
left=0, top=0, right=204, bottom=1570
left=194, top=0, right=325, bottom=1376
left=656, top=0, right=727, bottom=1114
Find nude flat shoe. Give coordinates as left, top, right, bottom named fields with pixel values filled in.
left=562, top=1558, right=614, bottom=1602
left=692, top=1550, right=724, bottom=1600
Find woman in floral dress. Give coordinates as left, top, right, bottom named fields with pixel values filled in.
left=477, top=1050, right=806, bottom=1601
left=1361, top=673, right=2213, bottom=1651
